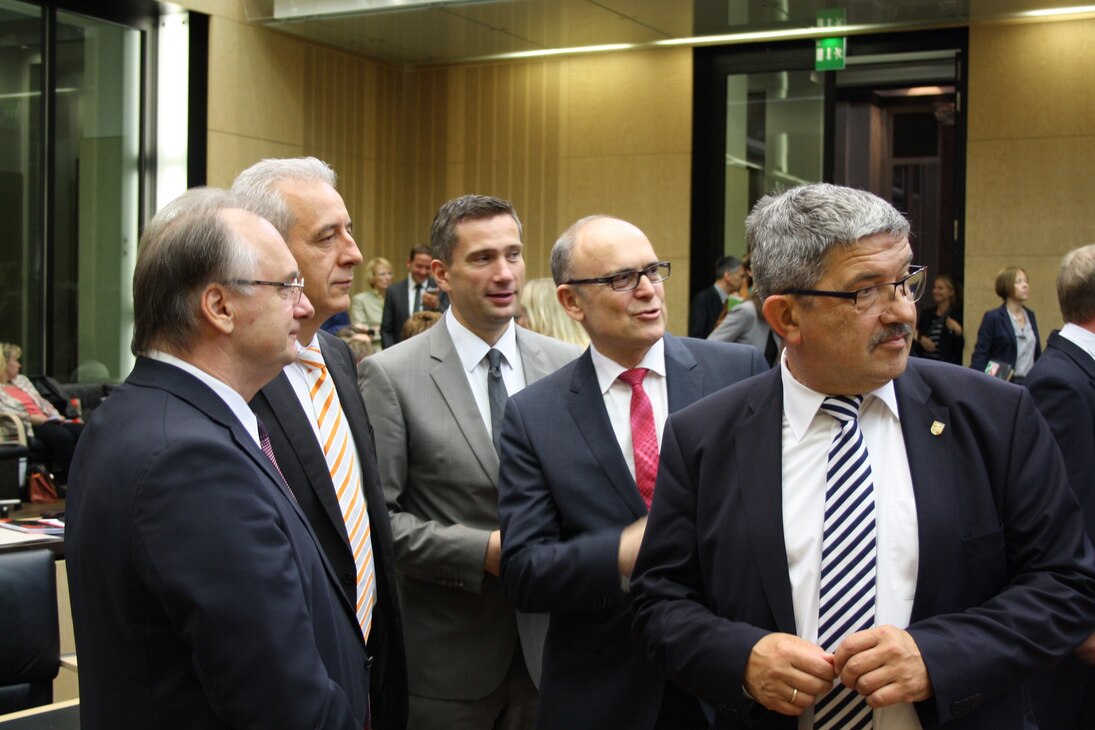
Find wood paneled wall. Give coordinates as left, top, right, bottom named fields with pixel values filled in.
left=965, top=17, right=1095, bottom=354
left=200, top=5, right=693, bottom=333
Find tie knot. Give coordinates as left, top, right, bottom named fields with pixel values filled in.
left=619, top=368, right=649, bottom=388
left=415, top=282, right=423, bottom=291
left=820, top=395, right=863, bottom=423
left=486, top=348, right=504, bottom=376
left=298, top=346, right=326, bottom=371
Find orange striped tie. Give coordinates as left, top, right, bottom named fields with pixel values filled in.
left=298, top=345, right=376, bottom=642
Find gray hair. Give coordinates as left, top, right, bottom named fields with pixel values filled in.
left=1058, top=244, right=1095, bottom=324
left=230, top=157, right=337, bottom=239
left=550, top=214, right=612, bottom=285
left=747, top=183, right=910, bottom=301
left=132, top=188, right=258, bottom=356
left=430, top=195, right=522, bottom=265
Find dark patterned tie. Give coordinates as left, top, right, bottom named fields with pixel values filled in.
left=413, top=282, right=423, bottom=313
left=486, top=348, right=508, bottom=454
left=256, top=416, right=295, bottom=503
left=814, top=395, right=876, bottom=730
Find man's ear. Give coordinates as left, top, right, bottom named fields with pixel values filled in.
left=762, top=294, right=802, bottom=345
left=556, top=284, right=585, bottom=323
left=201, top=283, right=235, bottom=335
left=431, top=259, right=452, bottom=294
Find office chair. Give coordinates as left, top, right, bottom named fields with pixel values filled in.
left=0, top=549, right=60, bottom=714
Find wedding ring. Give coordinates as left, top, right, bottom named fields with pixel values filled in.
left=790, top=687, right=799, bottom=704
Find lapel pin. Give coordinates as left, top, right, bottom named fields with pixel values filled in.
left=930, top=421, right=945, bottom=436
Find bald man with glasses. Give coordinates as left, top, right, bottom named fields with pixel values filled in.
left=496, top=215, right=766, bottom=729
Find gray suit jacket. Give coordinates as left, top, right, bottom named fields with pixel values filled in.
left=707, top=299, right=780, bottom=361
left=359, top=321, right=579, bottom=700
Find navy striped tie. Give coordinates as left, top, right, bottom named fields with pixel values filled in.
left=814, top=395, right=876, bottom=730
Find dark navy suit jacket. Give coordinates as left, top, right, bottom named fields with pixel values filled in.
left=498, top=335, right=767, bottom=729
left=251, top=331, right=408, bottom=729
left=970, top=304, right=1041, bottom=372
left=631, top=358, right=1095, bottom=730
left=380, top=277, right=449, bottom=349
left=66, top=357, right=370, bottom=729
left=1025, top=331, right=1095, bottom=730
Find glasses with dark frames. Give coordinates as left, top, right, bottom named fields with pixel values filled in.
left=564, top=261, right=671, bottom=292
left=224, top=276, right=306, bottom=305
left=776, top=266, right=927, bottom=317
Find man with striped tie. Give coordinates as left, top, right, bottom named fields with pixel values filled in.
left=631, top=183, right=1095, bottom=730
left=233, top=158, right=408, bottom=729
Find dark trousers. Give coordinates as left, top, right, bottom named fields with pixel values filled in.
left=29, top=420, right=84, bottom=477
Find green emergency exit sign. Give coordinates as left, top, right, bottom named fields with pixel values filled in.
left=816, top=8, right=846, bottom=71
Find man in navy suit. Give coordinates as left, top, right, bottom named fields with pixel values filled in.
left=631, top=184, right=1095, bottom=729
left=381, top=245, right=449, bottom=348
left=1025, top=243, right=1095, bottom=730
left=66, top=188, right=371, bottom=729
left=498, top=215, right=767, bottom=729
left=232, top=157, right=408, bottom=729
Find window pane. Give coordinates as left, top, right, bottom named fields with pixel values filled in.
left=0, top=0, right=44, bottom=372
left=54, top=10, right=140, bottom=383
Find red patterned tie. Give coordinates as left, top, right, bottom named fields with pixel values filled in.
left=619, top=368, right=659, bottom=508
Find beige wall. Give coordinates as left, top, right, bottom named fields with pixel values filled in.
left=965, top=17, right=1095, bottom=359
left=197, top=4, right=693, bottom=333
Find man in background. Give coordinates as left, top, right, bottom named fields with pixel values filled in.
left=360, top=195, right=578, bottom=729
left=688, top=254, right=744, bottom=338
left=233, top=157, right=407, bottom=729
left=381, top=244, right=449, bottom=348
left=1025, top=243, right=1095, bottom=730
left=498, top=215, right=766, bottom=729
left=66, top=188, right=371, bottom=729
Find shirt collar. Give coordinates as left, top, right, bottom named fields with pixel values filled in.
left=780, top=348, right=899, bottom=442
left=590, top=337, right=666, bottom=395
left=1060, top=323, right=1095, bottom=361
left=445, top=309, right=519, bottom=372
left=146, top=350, right=259, bottom=442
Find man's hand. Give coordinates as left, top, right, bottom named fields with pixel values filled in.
left=1074, top=629, right=1095, bottom=665
left=617, top=517, right=648, bottom=578
left=484, top=530, right=502, bottom=576
left=918, top=336, right=937, bottom=353
left=834, top=625, right=933, bottom=707
left=744, top=633, right=835, bottom=716
left=422, top=289, right=440, bottom=311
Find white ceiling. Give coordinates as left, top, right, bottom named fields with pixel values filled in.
left=244, top=0, right=1095, bottom=66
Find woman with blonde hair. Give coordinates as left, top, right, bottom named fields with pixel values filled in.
left=517, top=277, right=590, bottom=348
left=350, top=256, right=394, bottom=350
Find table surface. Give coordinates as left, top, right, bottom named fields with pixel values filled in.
left=0, top=699, right=79, bottom=728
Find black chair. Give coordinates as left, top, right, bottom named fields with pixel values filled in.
left=0, top=413, right=30, bottom=515
left=0, top=549, right=60, bottom=714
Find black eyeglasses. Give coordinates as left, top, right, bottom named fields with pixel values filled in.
left=776, top=266, right=927, bottom=317
left=224, top=276, right=305, bottom=305
left=564, top=262, right=671, bottom=292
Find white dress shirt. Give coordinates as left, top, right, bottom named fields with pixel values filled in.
left=589, top=338, right=668, bottom=485
left=406, top=277, right=425, bottom=315
left=445, top=310, right=527, bottom=441
left=1059, top=322, right=1095, bottom=361
left=147, top=350, right=260, bottom=448
left=780, top=352, right=921, bottom=730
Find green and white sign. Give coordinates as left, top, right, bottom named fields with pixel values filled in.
left=816, top=8, right=846, bottom=71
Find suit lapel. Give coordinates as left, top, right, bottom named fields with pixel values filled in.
left=893, top=363, right=959, bottom=623
left=663, top=334, right=702, bottom=412
left=566, top=351, right=648, bottom=518
left=259, top=372, right=351, bottom=554
left=736, top=369, right=798, bottom=633
left=427, top=324, right=499, bottom=482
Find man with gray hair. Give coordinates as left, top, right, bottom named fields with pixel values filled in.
left=66, top=188, right=373, bottom=728
left=1025, top=243, right=1095, bottom=729
left=632, top=183, right=1095, bottom=729
left=231, top=157, right=408, bottom=729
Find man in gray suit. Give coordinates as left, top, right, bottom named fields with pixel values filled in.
left=360, top=195, right=580, bottom=729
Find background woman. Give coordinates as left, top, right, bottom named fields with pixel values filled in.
left=913, top=273, right=964, bottom=365
left=970, top=266, right=1041, bottom=382
left=0, top=342, right=84, bottom=480
left=517, top=278, right=590, bottom=348
left=350, top=257, right=394, bottom=351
